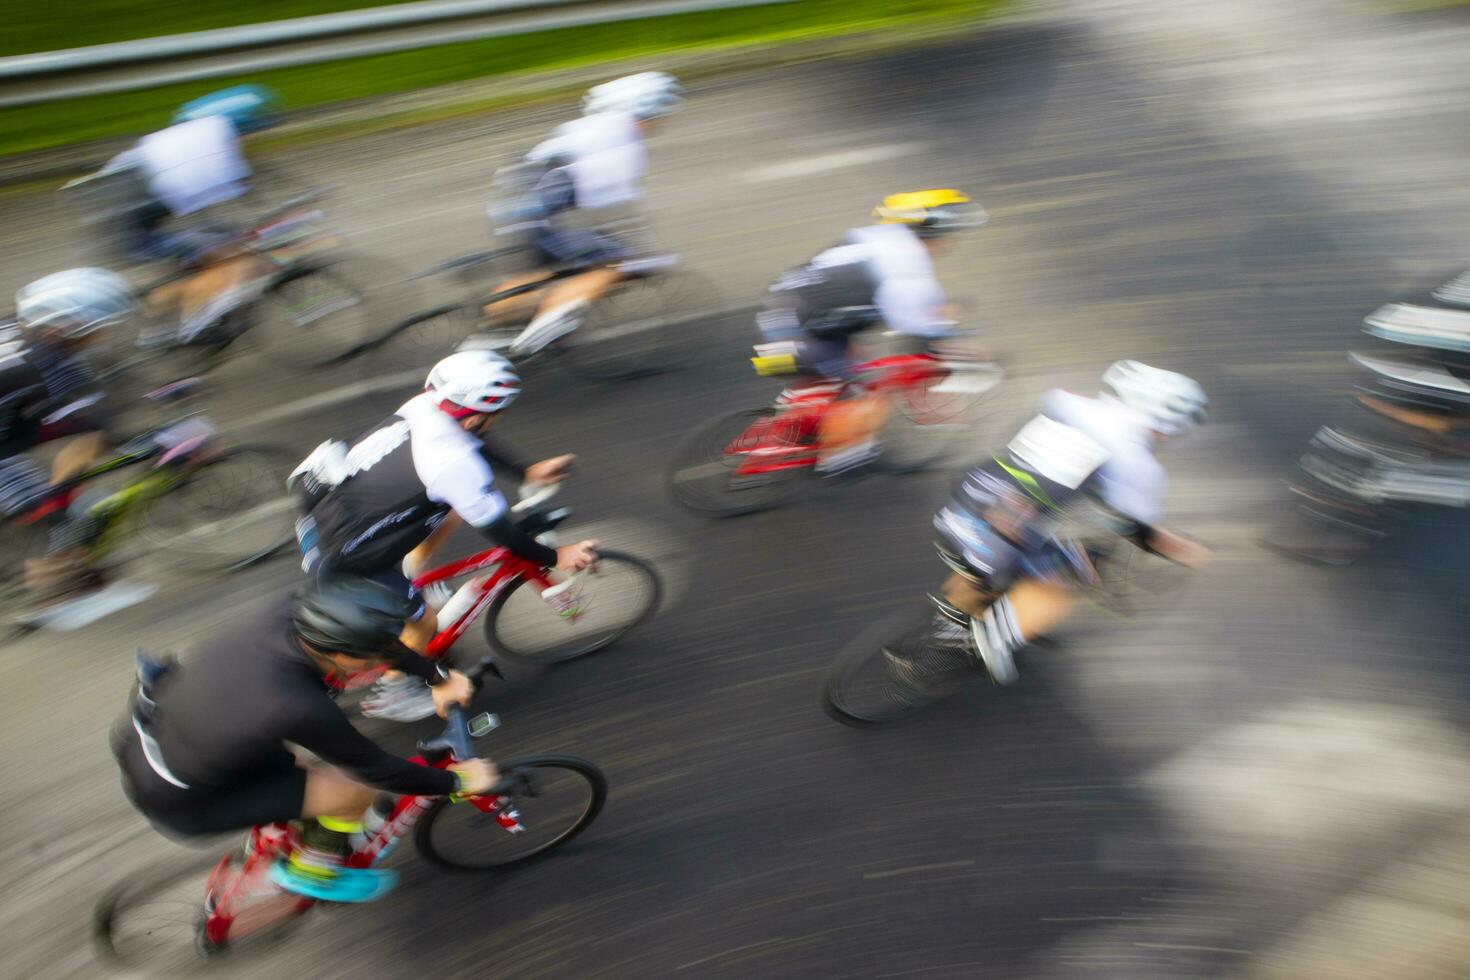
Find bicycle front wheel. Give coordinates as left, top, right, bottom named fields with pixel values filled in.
left=666, top=407, right=809, bottom=517
left=414, top=755, right=607, bottom=871
left=142, top=445, right=296, bottom=570
left=255, top=262, right=376, bottom=367
left=822, top=605, right=975, bottom=727
left=484, top=551, right=660, bottom=663
left=875, top=362, right=1004, bottom=474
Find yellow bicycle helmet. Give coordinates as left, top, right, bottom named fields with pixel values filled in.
left=873, top=189, right=987, bottom=238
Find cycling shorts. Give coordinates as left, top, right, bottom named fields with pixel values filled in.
left=933, top=507, right=1087, bottom=593
left=315, top=562, right=428, bottom=624
left=113, top=724, right=307, bottom=837
left=534, top=226, right=630, bottom=268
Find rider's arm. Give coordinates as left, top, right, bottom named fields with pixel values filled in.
left=477, top=437, right=529, bottom=479
left=422, top=450, right=558, bottom=569
left=286, top=695, right=459, bottom=796
left=873, top=277, right=955, bottom=340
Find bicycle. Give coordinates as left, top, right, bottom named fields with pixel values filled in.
left=96, top=677, right=607, bottom=967
left=82, top=188, right=410, bottom=379
left=369, top=240, right=717, bottom=381
left=0, top=379, right=296, bottom=617
left=666, top=339, right=1004, bottom=518
left=302, top=482, right=662, bottom=700
left=821, top=508, right=1192, bottom=727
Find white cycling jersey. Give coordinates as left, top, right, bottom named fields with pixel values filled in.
left=396, top=393, right=506, bottom=527
left=806, top=223, right=952, bottom=338
left=1039, top=388, right=1167, bottom=525
left=117, top=116, right=251, bottom=217
left=527, top=110, right=645, bottom=210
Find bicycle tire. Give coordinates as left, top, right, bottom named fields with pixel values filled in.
left=94, top=855, right=223, bottom=972
left=254, top=261, right=379, bottom=367
left=0, top=519, right=49, bottom=613
left=367, top=301, right=481, bottom=370
left=141, top=445, right=296, bottom=570
left=666, top=407, right=809, bottom=517
left=556, top=270, right=715, bottom=381
left=483, top=550, right=660, bottom=663
left=874, top=362, right=1004, bottom=474
left=414, top=755, right=607, bottom=872
left=822, top=605, right=975, bottom=727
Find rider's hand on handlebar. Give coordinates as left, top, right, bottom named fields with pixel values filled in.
left=525, top=454, right=576, bottom=485
left=448, top=758, right=500, bottom=796
left=430, top=669, right=474, bottom=719
left=555, top=539, right=599, bottom=573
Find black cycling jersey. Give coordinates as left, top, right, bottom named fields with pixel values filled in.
left=143, top=591, right=457, bottom=798
left=760, top=234, right=883, bottom=340
left=302, top=406, right=551, bottom=575
left=0, top=322, right=104, bottom=457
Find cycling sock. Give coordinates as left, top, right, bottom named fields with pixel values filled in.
left=981, top=596, right=1027, bottom=657
left=288, top=817, right=363, bottom=879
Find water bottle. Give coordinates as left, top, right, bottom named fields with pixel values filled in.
left=437, top=575, right=489, bottom=625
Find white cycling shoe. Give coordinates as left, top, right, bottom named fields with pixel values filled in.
left=969, top=615, right=1019, bottom=685
left=361, top=675, right=436, bottom=722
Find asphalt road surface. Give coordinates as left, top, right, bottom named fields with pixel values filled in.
left=2, top=5, right=1469, bottom=978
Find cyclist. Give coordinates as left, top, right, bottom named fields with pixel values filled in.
left=112, top=575, right=496, bottom=902
left=1, top=269, right=134, bottom=611
left=755, top=189, right=988, bottom=474
left=292, top=349, right=594, bottom=720
left=484, top=71, right=683, bottom=354
left=931, top=361, right=1211, bottom=684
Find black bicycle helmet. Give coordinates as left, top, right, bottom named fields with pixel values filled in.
left=293, top=574, right=415, bottom=657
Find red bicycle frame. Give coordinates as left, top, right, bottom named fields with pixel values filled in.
left=329, top=546, right=557, bottom=693
left=201, top=750, right=519, bottom=946
left=731, top=353, right=948, bottom=477
left=411, top=547, right=557, bottom=659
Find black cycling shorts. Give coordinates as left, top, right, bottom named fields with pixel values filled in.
left=316, top=563, right=428, bottom=624
left=114, top=726, right=308, bottom=838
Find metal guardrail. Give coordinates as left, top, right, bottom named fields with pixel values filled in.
left=0, top=0, right=792, bottom=108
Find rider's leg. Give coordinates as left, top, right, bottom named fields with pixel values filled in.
left=483, top=272, right=550, bottom=324
left=540, top=266, right=623, bottom=311
left=300, top=765, right=376, bottom=822
left=399, top=604, right=439, bottom=656
left=49, top=431, right=108, bottom=484
left=280, top=766, right=394, bottom=896
left=969, top=577, right=1078, bottom=684
left=404, top=512, right=461, bottom=580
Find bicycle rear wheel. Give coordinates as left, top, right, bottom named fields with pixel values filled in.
left=254, top=261, right=376, bottom=367
left=369, top=302, right=481, bottom=372
left=666, top=407, right=810, bottom=517
left=557, top=271, right=714, bottom=381
left=484, top=551, right=660, bottom=663
left=142, top=445, right=296, bottom=570
left=822, top=604, right=976, bottom=727
left=875, top=362, right=1004, bottom=473
left=414, top=755, right=607, bottom=871
left=95, top=857, right=218, bottom=971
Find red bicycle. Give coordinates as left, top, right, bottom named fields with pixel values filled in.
left=321, top=483, right=661, bottom=689
left=97, top=700, right=606, bottom=966
left=665, top=340, right=1003, bottom=517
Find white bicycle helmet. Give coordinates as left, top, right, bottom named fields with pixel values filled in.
left=426, top=350, right=522, bottom=417
left=582, top=72, right=683, bottom=121
left=16, top=267, right=135, bottom=339
left=1101, top=360, right=1207, bottom=435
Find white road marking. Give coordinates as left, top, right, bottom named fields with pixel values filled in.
left=739, top=144, right=929, bottom=183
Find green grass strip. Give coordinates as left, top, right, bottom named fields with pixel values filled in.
left=0, top=0, right=398, bottom=57
left=0, top=0, right=997, bottom=158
